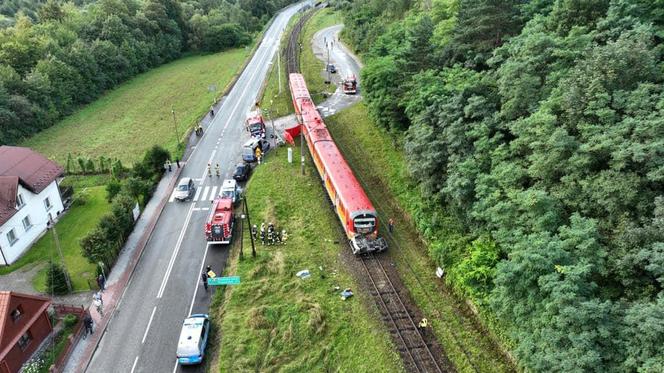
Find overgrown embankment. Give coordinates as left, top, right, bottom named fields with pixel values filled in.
left=214, top=146, right=403, bottom=372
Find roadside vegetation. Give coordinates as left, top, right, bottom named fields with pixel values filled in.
left=335, top=0, right=664, bottom=371
left=214, top=146, right=403, bottom=372
left=22, top=50, right=249, bottom=165
left=0, top=0, right=297, bottom=147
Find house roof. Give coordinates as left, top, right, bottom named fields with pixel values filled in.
left=0, top=291, right=51, bottom=358
left=0, top=146, right=63, bottom=225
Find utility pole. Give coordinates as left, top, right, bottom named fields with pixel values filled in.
left=171, top=106, right=181, bottom=149
left=49, top=218, right=72, bottom=293
left=244, top=196, right=256, bottom=257
left=239, top=209, right=244, bottom=261
left=277, top=50, right=282, bottom=94
left=300, top=113, right=305, bottom=175
left=325, top=42, right=331, bottom=84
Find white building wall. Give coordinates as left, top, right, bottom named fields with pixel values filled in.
left=0, top=181, right=64, bottom=265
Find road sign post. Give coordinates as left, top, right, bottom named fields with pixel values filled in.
left=208, top=276, right=241, bottom=286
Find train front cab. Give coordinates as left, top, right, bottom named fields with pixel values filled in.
left=349, top=211, right=387, bottom=254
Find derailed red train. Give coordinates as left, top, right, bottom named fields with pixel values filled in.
left=288, top=73, right=387, bottom=254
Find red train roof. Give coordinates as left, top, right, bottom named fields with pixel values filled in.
left=289, top=73, right=375, bottom=215
left=315, top=141, right=374, bottom=213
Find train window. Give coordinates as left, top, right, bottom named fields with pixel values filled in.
left=354, top=217, right=376, bottom=234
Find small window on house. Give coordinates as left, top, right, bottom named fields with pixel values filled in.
left=16, top=193, right=25, bottom=209
left=22, top=215, right=32, bottom=231
left=6, top=229, right=17, bottom=246
left=10, top=306, right=23, bottom=322
left=17, top=331, right=32, bottom=350
left=44, top=197, right=52, bottom=211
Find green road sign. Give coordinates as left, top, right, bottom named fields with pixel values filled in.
left=208, top=276, right=240, bottom=286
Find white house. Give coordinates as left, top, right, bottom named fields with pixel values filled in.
left=0, top=146, right=64, bottom=266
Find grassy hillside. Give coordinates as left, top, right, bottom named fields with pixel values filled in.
left=22, top=48, right=251, bottom=165
left=214, top=145, right=403, bottom=372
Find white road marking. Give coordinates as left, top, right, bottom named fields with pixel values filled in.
left=157, top=203, right=195, bottom=298
left=201, top=207, right=209, bottom=211
left=193, top=186, right=202, bottom=201
left=208, top=186, right=218, bottom=200
left=141, top=306, right=157, bottom=344
left=200, top=186, right=210, bottom=201
left=131, top=356, right=139, bottom=373
left=188, top=239, right=211, bottom=316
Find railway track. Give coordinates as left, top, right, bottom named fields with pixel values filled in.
left=360, top=253, right=446, bottom=373
left=285, top=9, right=315, bottom=74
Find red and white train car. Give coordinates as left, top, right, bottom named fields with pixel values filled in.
left=289, top=73, right=387, bottom=254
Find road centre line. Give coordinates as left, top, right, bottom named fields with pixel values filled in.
left=130, top=356, right=139, bottom=373
left=156, top=203, right=195, bottom=299
left=188, top=238, right=211, bottom=316
left=141, top=306, right=157, bottom=344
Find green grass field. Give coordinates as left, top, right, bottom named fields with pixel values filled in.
left=324, top=103, right=515, bottom=372
left=300, top=9, right=342, bottom=101
left=21, top=48, right=251, bottom=165
left=0, top=184, right=110, bottom=292
left=214, top=145, right=403, bottom=372
left=259, top=12, right=301, bottom=117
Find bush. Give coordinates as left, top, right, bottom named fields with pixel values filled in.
left=141, top=145, right=170, bottom=178
left=105, top=179, right=122, bottom=202
left=46, top=261, right=71, bottom=295
left=71, top=188, right=88, bottom=207
left=63, top=313, right=78, bottom=328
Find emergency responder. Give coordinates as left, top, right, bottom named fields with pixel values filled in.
left=251, top=224, right=258, bottom=240
left=215, top=163, right=221, bottom=177
left=418, top=318, right=429, bottom=335
left=260, top=229, right=266, bottom=245
left=201, top=271, right=208, bottom=291
left=207, top=163, right=212, bottom=177
left=255, top=148, right=263, bottom=165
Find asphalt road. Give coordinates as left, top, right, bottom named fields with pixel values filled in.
left=87, top=3, right=309, bottom=373
left=311, top=24, right=364, bottom=117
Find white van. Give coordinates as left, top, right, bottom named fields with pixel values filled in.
left=176, top=314, right=210, bottom=365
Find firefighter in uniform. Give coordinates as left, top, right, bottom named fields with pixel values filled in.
left=207, top=163, right=212, bottom=177
left=418, top=318, right=429, bottom=335
left=215, top=163, right=221, bottom=177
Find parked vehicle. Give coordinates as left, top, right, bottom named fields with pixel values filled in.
left=174, top=178, right=195, bottom=201
left=245, top=110, right=266, bottom=138
left=233, top=163, right=251, bottom=181
left=220, top=179, right=241, bottom=205
left=342, top=74, right=357, bottom=94
left=176, top=314, right=210, bottom=365
left=326, top=64, right=337, bottom=73
left=205, top=196, right=234, bottom=243
left=241, top=138, right=271, bottom=163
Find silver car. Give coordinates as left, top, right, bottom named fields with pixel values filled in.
left=174, top=178, right=195, bottom=201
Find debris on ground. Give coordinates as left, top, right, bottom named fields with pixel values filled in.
left=340, top=288, right=353, bottom=300
left=296, top=269, right=311, bottom=279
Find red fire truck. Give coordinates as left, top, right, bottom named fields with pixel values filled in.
left=205, top=197, right=234, bottom=244
left=342, top=74, right=357, bottom=94
left=245, top=110, right=266, bottom=138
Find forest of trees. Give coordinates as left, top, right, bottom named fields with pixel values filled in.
left=0, top=0, right=295, bottom=145
left=339, top=0, right=663, bottom=371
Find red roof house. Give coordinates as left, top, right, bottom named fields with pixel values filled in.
left=0, top=146, right=65, bottom=265
left=0, top=292, right=52, bottom=373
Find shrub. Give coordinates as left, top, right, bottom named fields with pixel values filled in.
left=80, top=228, right=114, bottom=264
left=63, top=313, right=78, bottom=328
left=66, top=153, right=73, bottom=174
left=46, top=261, right=71, bottom=295
left=71, top=188, right=88, bottom=207
left=105, top=179, right=122, bottom=202
left=77, top=157, right=86, bottom=174
left=141, top=145, right=170, bottom=178
left=85, top=158, right=95, bottom=173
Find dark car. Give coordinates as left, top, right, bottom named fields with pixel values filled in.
left=233, top=163, right=250, bottom=181
left=326, top=64, right=337, bottom=73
